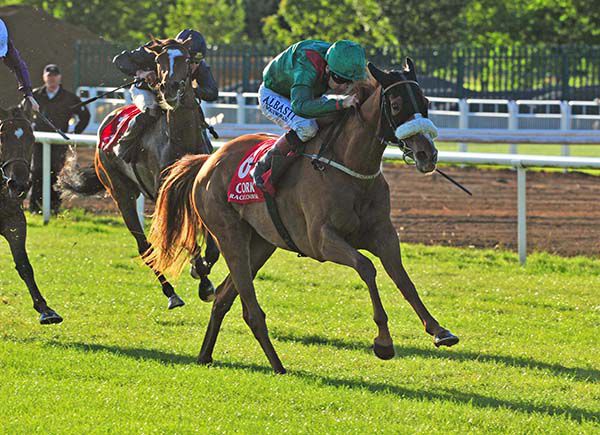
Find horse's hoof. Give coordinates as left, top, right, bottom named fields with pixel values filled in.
left=190, top=263, right=201, bottom=280
left=373, top=342, right=395, bottom=360
left=434, top=329, right=459, bottom=347
left=197, top=355, right=213, bottom=365
left=167, top=294, right=185, bottom=310
left=198, top=277, right=216, bottom=303
left=39, top=309, right=63, bottom=325
left=274, top=366, right=287, bottom=375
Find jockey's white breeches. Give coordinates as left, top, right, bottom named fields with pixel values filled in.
left=258, top=84, right=318, bottom=142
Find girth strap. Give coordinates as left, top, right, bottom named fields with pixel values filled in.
left=262, top=190, right=305, bottom=256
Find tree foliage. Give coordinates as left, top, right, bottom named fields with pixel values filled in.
left=1, top=0, right=598, bottom=47
left=262, top=0, right=398, bottom=48
left=165, top=0, right=246, bottom=45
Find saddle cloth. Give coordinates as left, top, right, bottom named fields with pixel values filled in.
left=227, top=138, right=277, bottom=204
left=98, top=105, right=141, bottom=152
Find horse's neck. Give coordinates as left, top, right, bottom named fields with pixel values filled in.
left=330, top=87, right=385, bottom=176
left=165, top=94, right=200, bottom=151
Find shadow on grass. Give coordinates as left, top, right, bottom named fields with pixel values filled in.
left=45, top=340, right=599, bottom=423
left=271, top=330, right=600, bottom=384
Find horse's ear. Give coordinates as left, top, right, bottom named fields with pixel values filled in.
left=146, top=34, right=162, bottom=53
left=181, top=36, right=193, bottom=53
left=367, top=62, right=388, bottom=86
left=404, top=57, right=417, bottom=81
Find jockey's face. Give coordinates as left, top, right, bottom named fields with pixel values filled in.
left=326, top=66, right=352, bottom=93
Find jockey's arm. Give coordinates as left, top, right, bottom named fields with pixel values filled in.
left=72, top=97, right=91, bottom=134
left=290, top=85, right=342, bottom=119
left=192, top=60, right=219, bottom=102
left=2, top=39, right=33, bottom=97
left=113, top=44, right=155, bottom=77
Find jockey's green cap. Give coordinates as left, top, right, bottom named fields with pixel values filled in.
left=326, top=40, right=367, bottom=81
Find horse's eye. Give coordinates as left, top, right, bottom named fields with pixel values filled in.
left=391, top=103, right=400, bottom=111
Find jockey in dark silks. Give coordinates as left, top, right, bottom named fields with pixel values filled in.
left=113, top=29, right=219, bottom=163
left=0, top=18, right=39, bottom=112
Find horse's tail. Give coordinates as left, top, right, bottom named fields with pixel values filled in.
left=59, top=150, right=105, bottom=196
left=146, top=154, right=209, bottom=277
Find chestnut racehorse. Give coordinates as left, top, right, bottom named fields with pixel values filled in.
left=148, top=60, right=459, bottom=373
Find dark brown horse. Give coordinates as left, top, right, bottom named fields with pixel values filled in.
left=0, top=102, right=62, bottom=324
left=61, top=38, right=219, bottom=309
left=148, top=60, right=459, bottom=373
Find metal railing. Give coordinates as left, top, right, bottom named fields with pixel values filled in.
left=76, top=87, right=600, bottom=154
left=34, top=130, right=600, bottom=265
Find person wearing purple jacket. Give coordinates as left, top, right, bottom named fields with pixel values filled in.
left=0, top=18, right=39, bottom=111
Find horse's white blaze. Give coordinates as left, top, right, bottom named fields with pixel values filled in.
left=394, top=114, right=439, bottom=140
left=14, top=128, right=24, bottom=139
left=167, top=48, right=184, bottom=78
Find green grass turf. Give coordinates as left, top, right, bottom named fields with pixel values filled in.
left=1, top=212, right=598, bottom=433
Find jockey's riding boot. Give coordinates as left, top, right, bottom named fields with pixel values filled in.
left=253, top=130, right=304, bottom=190
left=116, top=109, right=158, bottom=164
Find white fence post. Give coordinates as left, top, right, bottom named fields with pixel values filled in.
left=136, top=194, right=145, bottom=228
left=42, top=141, right=52, bottom=225
left=458, top=99, right=468, bottom=153
left=236, top=93, right=245, bottom=126
left=508, top=100, right=518, bottom=154
left=517, top=165, right=527, bottom=265
left=560, top=101, right=571, bottom=158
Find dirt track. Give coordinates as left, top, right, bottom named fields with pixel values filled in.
left=63, top=149, right=600, bottom=257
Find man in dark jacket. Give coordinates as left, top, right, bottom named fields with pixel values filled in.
left=112, top=29, right=219, bottom=163
left=29, top=64, right=90, bottom=213
left=0, top=18, right=39, bottom=111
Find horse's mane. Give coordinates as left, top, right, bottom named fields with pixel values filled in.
left=352, top=75, right=379, bottom=106
left=146, top=37, right=186, bottom=53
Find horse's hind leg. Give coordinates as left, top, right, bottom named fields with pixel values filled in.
left=0, top=211, right=62, bottom=324
left=198, top=233, right=275, bottom=365
left=210, top=225, right=284, bottom=373
left=104, top=172, right=184, bottom=310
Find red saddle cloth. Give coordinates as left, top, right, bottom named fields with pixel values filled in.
left=227, top=138, right=277, bottom=204
left=98, top=105, right=141, bottom=152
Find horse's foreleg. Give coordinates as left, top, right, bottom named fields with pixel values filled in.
left=1, top=212, right=62, bottom=324
left=110, top=185, right=184, bottom=310
left=319, top=226, right=394, bottom=359
left=189, top=233, right=220, bottom=302
left=367, top=222, right=459, bottom=347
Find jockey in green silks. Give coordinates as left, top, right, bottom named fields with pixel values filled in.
left=253, top=39, right=367, bottom=189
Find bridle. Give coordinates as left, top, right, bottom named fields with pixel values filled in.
left=301, top=76, right=430, bottom=180
left=378, top=76, right=427, bottom=165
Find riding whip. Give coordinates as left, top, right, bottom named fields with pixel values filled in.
left=71, top=79, right=143, bottom=109
left=36, top=111, right=71, bottom=141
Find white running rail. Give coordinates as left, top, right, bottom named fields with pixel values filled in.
left=34, top=131, right=600, bottom=265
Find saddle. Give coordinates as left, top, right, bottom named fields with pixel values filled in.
left=228, top=138, right=278, bottom=203
left=98, top=105, right=141, bottom=153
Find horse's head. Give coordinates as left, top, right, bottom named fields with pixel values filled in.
left=147, top=38, right=193, bottom=111
left=368, top=59, right=438, bottom=173
left=0, top=101, right=35, bottom=199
